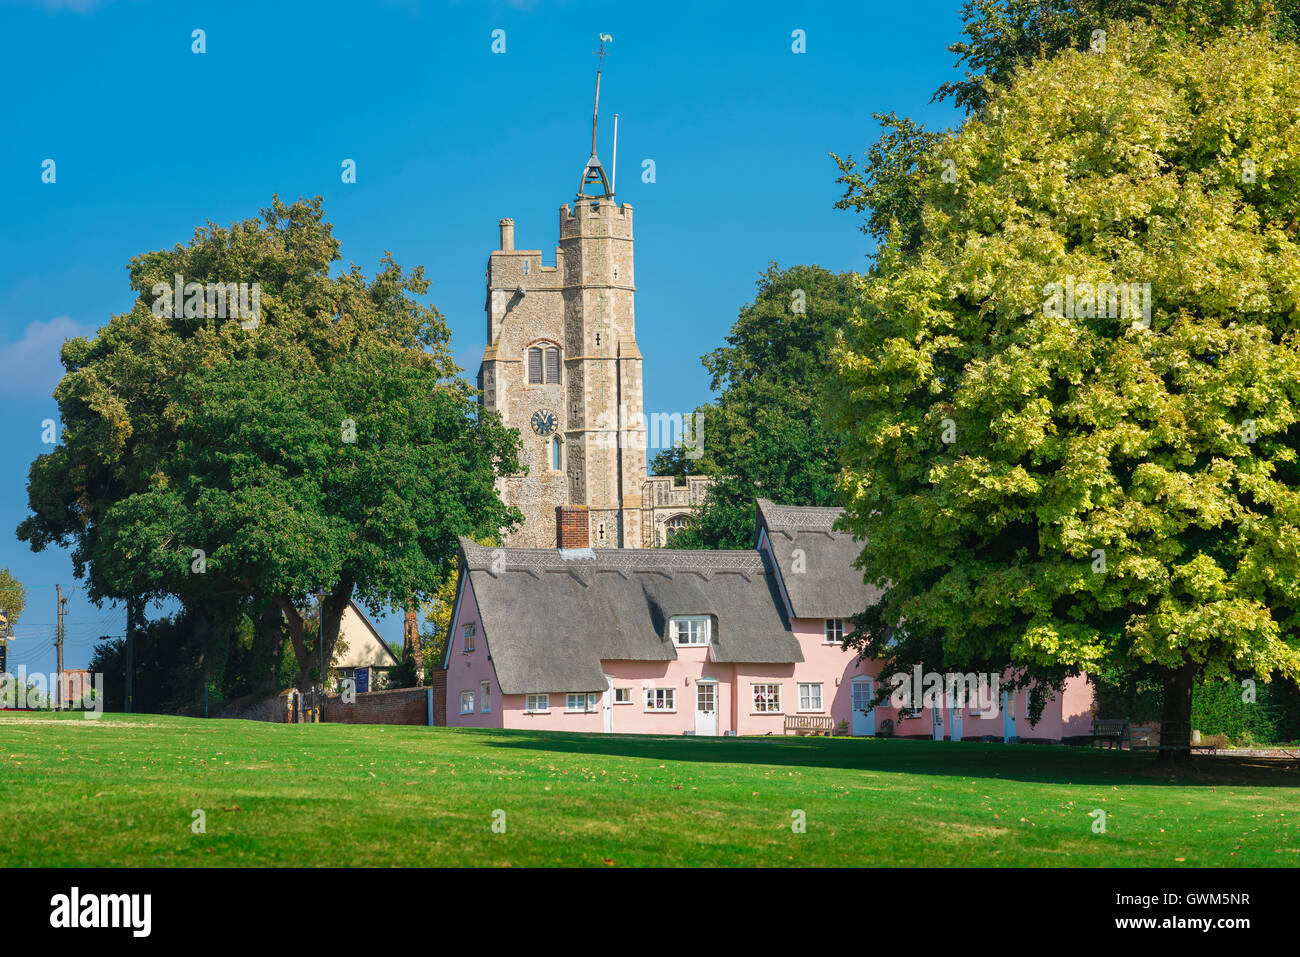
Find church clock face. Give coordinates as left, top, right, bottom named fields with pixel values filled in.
left=531, top=409, right=558, bottom=436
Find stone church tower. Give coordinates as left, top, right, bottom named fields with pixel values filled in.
left=478, top=195, right=646, bottom=548
left=478, top=48, right=708, bottom=548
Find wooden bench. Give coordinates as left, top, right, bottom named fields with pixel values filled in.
left=1091, top=718, right=1130, bottom=749
left=784, top=715, right=835, bottom=736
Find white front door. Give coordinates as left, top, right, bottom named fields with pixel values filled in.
left=950, top=706, right=964, bottom=742
left=851, top=677, right=875, bottom=736
left=1002, top=690, right=1015, bottom=742
left=932, top=707, right=944, bottom=741
left=603, top=675, right=614, bottom=733
left=695, top=682, right=718, bottom=736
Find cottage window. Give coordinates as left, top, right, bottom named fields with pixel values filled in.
left=463, top=623, right=475, bottom=653
left=645, top=688, right=675, bottom=711
left=460, top=691, right=474, bottom=715
left=525, top=694, right=550, bottom=713
left=824, top=619, right=846, bottom=644
left=797, top=682, right=824, bottom=713
left=614, top=687, right=632, bottom=704
left=480, top=680, right=491, bottom=713
left=752, top=683, right=782, bottom=714
left=566, top=692, right=599, bottom=713
left=670, top=616, right=710, bottom=646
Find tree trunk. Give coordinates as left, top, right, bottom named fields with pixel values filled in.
left=403, top=600, right=423, bottom=684
left=252, top=600, right=287, bottom=692
left=194, top=597, right=236, bottom=711
left=276, top=597, right=314, bottom=691
left=1157, top=661, right=1198, bottom=766
left=318, top=577, right=356, bottom=687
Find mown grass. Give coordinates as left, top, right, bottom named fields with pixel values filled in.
left=0, top=712, right=1296, bottom=867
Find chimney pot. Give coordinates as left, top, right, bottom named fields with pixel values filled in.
left=499, top=218, right=515, bottom=252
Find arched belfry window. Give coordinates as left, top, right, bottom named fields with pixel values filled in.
left=528, top=344, right=561, bottom=384
left=663, top=514, right=689, bottom=545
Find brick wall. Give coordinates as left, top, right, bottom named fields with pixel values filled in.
left=430, top=669, right=447, bottom=726
left=320, top=687, right=432, bottom=726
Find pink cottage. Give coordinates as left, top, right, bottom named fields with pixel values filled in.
left=441, top=499, right=1094, bottom=740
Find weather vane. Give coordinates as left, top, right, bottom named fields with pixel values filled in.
left=579, top=34, right=615, bottom=200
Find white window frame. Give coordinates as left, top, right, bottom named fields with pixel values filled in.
left=460, top=691, right=474, bottom=715
left=480, top=680, right=491, bottom=713
left=614, top=687, right=632, bottom=704
left=797, top=682, right=824, bottom=713
left=644, top=687, right=676, bottom=712
left=751, top=682, right=782, bottom=715
left=463, top=622, right=475, bottom=653
left=524, top=694, right=550, bottom=714
left=670, top=616, right=710, bottom=646
left=824, top=618, right=846, bottom=644
left=566, top=692, right=599, bottom=713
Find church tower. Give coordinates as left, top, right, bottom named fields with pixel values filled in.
left=478, top=39, right=647, bottom=548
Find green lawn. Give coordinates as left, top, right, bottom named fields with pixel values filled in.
left=1, top=712, right=1296, bottom=867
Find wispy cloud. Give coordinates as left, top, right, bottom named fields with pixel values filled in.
left=0, top=316, right=96, bottom=400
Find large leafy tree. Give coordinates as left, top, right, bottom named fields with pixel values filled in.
left=937, top=0, right=1300, bottom=113
left=833, top=0, right=1300, bottom=263
left=652, top=263, right=858, bottom=549
left=20, top=197, right=521, bottom=694
left=828, top=24, right=1300, bottom=760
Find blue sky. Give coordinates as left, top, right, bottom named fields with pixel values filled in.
left=0, top=0, right=964, bottom=665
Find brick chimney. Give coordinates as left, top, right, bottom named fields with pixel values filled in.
left=499, top=218, right=515, bottom=252
left=403, top=604, right=423, bottom=681
left=556, top=505, right=590, bottom=549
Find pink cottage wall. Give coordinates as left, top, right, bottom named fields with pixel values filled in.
left=499, top=649, right=738, bottom=734
left=887, top=672, right=1096, bottom=741
left=445, top=576, right=503, bottom=728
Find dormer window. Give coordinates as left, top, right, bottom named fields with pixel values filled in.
left=670, top=616, right=710, bottom=646
left=528, top=345, right=560, bottom=384
left=824, top=619, right=846, bottom=644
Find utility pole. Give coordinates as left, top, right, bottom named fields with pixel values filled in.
left=125, top=597, right=140, bottom=714
left=55, top=584, right=67, bottom=710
